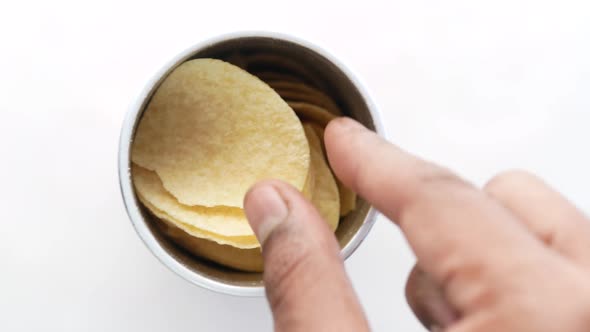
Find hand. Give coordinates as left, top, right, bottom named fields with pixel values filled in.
left=243, top=118, right=590, bottom=332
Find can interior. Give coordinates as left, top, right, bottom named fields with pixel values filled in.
left=135, top=36, right=377, bottom=289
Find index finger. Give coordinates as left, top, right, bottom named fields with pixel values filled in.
left=324, top=118, right=548, bottom=307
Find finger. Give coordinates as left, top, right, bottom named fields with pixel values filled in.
left=325, top=118, right=548, bottom=310
left=485, top=170, right=590, bottom=267
left=244, top=180, right=369, bottom=332
left=405, top=264, right=458, bottom=329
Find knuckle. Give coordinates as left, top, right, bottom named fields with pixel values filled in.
left=405, top=266, right=438, bottom=327
left=394, top=164, right=474, bottom=222
left=484, top=169, right=536, bottom=194
left=405, top=265, right=422, bottom=303
left=416, top=164, right=468, bottom=189
left=443, top=258, right=499, bottom=309
left=402, top=164, right=472, bottom=206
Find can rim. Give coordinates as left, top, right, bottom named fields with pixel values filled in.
left=118, top=31, right=385, bottom=297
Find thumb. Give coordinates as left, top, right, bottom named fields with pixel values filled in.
left=244, top=180, right=369, bottom=332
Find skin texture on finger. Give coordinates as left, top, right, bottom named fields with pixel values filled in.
left=407, top=171, right=590, bottom=331
left=410, top=254, right=590, bottom=332
left=485, top=170, right=590, bottom=268
left=324, top=118, right=553, bottom=312
left=244, top=181, right=369, bottom=332
left=405, top=265, right=457, bottom=328
left=446, top=270, right=590, bottom=332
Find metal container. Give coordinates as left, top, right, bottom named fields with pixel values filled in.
left=118, top=31, right=384, bottom=296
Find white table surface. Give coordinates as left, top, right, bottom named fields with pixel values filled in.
left=1, top=0, right=589, bottom=331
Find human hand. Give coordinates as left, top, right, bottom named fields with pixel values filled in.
left=243, top=118, right=590, bottom=331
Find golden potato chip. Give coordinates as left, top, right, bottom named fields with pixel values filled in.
left=250, top=71, right=304, bottom=84
left=149, top=163, right=318, bottom=271
left=244, top=54, right=323, bottom=89
left=337, top=182, right=357, bottom=216
left=276, top=90, right=342, bottom=116
left=133, top=162, right=314, bottom=247
left=139, top=193, right=260, bottom=248
left=304, top=125, right=340, bottom=231
left=288, top=102, right=336, bottom=127
left=301, top=157, right=316, bottom=200
left=132, top=59, right=310, bottom=208
left=265, top=81, right=343, bottom=116
left=155, top=214, right=263, bottom=272
left=307, top=123, right=356, bottom=216
left=309, top=123, right=327, bottom=155
left=132, top=164, right=258, bottom=239
left=266, top=81, right=332, bottom=101
left=224, top=52, right=247, bottom=69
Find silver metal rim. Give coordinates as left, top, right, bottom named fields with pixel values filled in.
left=118, top=31, right=385, bottom=297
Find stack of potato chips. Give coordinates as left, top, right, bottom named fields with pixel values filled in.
left=131, top=58, right=355, bottom=272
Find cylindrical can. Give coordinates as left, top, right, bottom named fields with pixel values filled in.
left=118, top=31, right=384, bottom=296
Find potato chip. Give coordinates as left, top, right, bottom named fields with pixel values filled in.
left=250, top=71, right=304, bottom=84
left=141, top=164, right=314, bottom=270
left=130, top=57, right=359, bottom=272
left=265, top=81, right=343, bottom=116
left=133, top=161, right=315, bottom=245
left=132, top=59, right=310, bottom=208
left=288, top=102, right=336, bottom=127
left=266, top=81, right=334, bottom=102
left=138, top=193, right=260, bottom=248
left=304, top=125, right=340, bottom=231
left=301, top=157, right=316, bottom=200
left=275, top=90, right=342, bottom=116
left=156, top=215, right=264, bottom=272
left=337, top=182, right=357, bottom=216
left=133, top=165, right=256, bottom=236
left=307, top=123, right=356, bottom=216
left=224, top=52, right=247, bottom=69
left=265, top=80, right=321, bottom=92
left=308, top=123, right=327, bottom=154
left=244, top=54, right=323, bottom=89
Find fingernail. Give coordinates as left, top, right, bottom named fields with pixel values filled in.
left=430, top=325, right=442, bottom=332
left=244, top=185, right=289, bottom=245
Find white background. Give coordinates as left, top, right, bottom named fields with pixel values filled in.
left=1, top=0, right=589, bottom=331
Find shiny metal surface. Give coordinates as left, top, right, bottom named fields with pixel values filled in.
left=118, top=31, right=384, bottom=296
